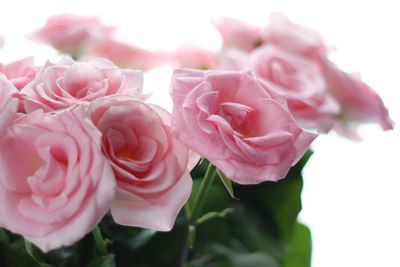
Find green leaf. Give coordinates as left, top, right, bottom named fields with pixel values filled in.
left=126, top=229, right=156, bottom=250
left=217, top=170, right=236, bottom=199
left=212, top=245, right=280, bottom=267
left=24, top=240, right=52, bottom=267
left=284, top=223, right=312, bottom=267
left=0, top=228, right=10, bottom=243
left=88, top=256, right=116, bottom=267
left=289, top=149, right=313, bottom=175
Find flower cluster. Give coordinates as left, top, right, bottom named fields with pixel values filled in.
left=0, top=13, right=393, bottom=256
left=0, top=57, right=192, bottom=252
left=177, top=13, right=393, bottom=139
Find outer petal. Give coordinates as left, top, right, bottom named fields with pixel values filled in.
left=264, top=13, right=328, bottom=58
left=0, top=75, right=18, bottom=136
left=318, top=56, right=393, bottom=134
left=111, top=170, right=192, bottom=231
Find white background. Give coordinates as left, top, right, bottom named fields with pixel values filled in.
left=1, top=1, right=399, bottom=266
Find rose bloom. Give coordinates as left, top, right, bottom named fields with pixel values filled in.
left=174, top=44, right=218, bottom=70
left=0, top=75, right=18, bottom=136
left=213, top=17, right=262, bottom=52
left=89, top=95, right=192, bottom=231
left=250, top=45, right=340, bottom=132
left=317, top=56, right=393, bottom=138
left=218, top=48, right=251, bottom=71
left=0, top=57, right=36, bottom=90
left=170, top=69, right=317, bottom=184
left=0, top=36, right=4, bottom=48
left=22, top=57, right=143, bottom=112
left=29, top=14, right=113, bottom=56
left=263, top=13, right=328, bottom=58
left=0, top=106, right=116, bottom=252
left=88, top=39, right=170, bottom=71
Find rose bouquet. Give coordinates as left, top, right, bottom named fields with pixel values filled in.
left=0, top=13, right=393, bottom=267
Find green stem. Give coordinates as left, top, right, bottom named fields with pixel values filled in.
left=189, top=164, right=218, bottom=223
left=92, top=226, right=108, bottom=255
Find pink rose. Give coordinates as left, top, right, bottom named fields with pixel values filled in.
left=213, top=17, right=261, bottom=52
left=317, top=56, right=393, bottom=138
left=174, top=44, right=218, bottom=69
left=29, top=14, right=113, bottom=57
left=0, top=36, right=4, bottom=48
left=89, top=95, right=192, bottom=231
left=251, top=45, right=340, bottom=132
left=22, top=57, right=143, bottom=112
left=0, top=106, right=116, bottom=252
left=0, top=75, right=18, bottom=136
left=0, top=57, right=36, bottom=90
left=264, top=13, right=328, bottom=58
left=88, top=39, right=170, bottom=70
left=218, top=49, right=251, bottom=71
left=170, top=69, right=317, bottom=184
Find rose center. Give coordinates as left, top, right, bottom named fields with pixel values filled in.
left=218, top=102, right=254, bottom=136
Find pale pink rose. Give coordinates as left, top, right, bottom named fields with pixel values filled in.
left=88, top=39, right=171, bottom=70
left=251, top=45, right=340, bottom=132
left=174, top=44, right=218, bottom=70
left=264, top=13, right=328, bottom=58
left=213, top=17, right=262, bottom=52
left=22, top=57, right=143, bottom=112
left=0, top=36, right=4, bottom=48
left=0, top=105, right=116, bottom=252
left=29, top=14, right=113, bottom=57
left=89, top=95, right=192, bottom=231
left=218, top=49, right=251, bottom=71
left=0, top=57, right=36, bottom=90
left=317, top=56, right=393, bottom=138
left=170, top=69, right=317, bottom=184
left=0, top=75, right=18, bottom=136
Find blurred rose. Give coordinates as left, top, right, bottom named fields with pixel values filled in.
left=264, top=13, right=328, bottom=58
left=0, top=36, right=4, bottom=48
left=218, top=48, right=250, bottom=71
left=29, top=14, right=113, bottom=57
left=170, top=69, right=317, bottom=184
left=251, top=45, right=339, bottom=132
left=88, top=39, right=171, bottom=70
left=213, top=17, right=261, bottom=52
left=0, top=75, right=18, bottom=136
left=174, top=44, right=217, bottom=70
left=22, top=57, right=143, bottom=112
left=89, top=95, right=192, bottom=231
left=0, top=106, right=115, bottom=252
left=0, top=57, right=36, bottom=90
left=318, top=56, right=393, bottom=138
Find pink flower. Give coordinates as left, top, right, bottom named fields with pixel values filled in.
left=174, top=44, right=218, bottom=69
left=213, top=17, right=261, bottom=52
left=0, top=36, right=4, bottom=48
left=29, top=14, right=113, bottom=57
left=218, top=49, right=251, bottom=71
left=264, top=13, right=328, bottom=58
left=0, top=75, right=18, bottom=136
left=318, top=56, right=393, bottom=138
left=89, top=95, right=192, bottom=231
left=0, top=106, right=116, bottom=252
left=0, top=57, right=36, bottom=90
left=88, top=39, right=170, bottom=70
left=22, top=57, right=143, bottom=112
left=251, top=45, right=339, bottom=132
left=170, top=69, right=317, bottom=184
